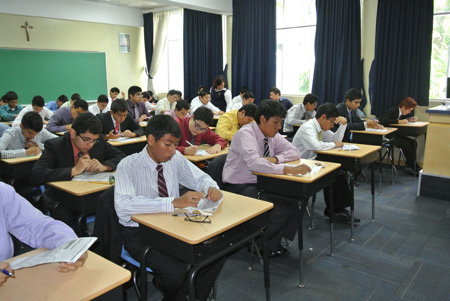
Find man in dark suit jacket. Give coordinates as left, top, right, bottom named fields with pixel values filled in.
left=96, top=99, right=144, bottom=140
left=380, top=97, right=419, bottom=174
left=336, top=88, right=383, bottom=142
left=30, top=113, right=125, bottom=232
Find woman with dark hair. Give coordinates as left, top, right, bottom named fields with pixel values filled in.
left=210, top=75, right=232, bottom=112
left=380, top=96, right=420, bottom=174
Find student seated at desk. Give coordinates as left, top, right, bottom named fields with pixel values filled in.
left=216, top=103, right=257, bottom=143
left=229, top=86, right=248, bottom=111
left=229, top=91, right=255, bottom=111
left=46, top=95, right=68, bottom=113
left=96, top=99, right=144, bottom=140
left=141, top=91, right=156, bottom=112
left=223, top=100, right=311, bottom=257
left=12, top=96, right=53, bottom=127
left=191, top=90, right=224, bottom=115
left=283, top=93, right=318, bottom=136
left=336, top=88, right=383, bottom=141
left=0, top=111, right=57, bottom=159
left=0, top=182, right=86, bottom=286
left=115, top=115, right=225, bottom=300
left=126, top=86, right=150, bottom=123
left=60, top=93, right=81, bottom=108
left=269, top=87, right=293, bottom=110
left=108, top=87, right=125, bottom=103
left=46, top=99, right=88, bottom=133
left=292, top=103, right=359, bottom=222
left=175, top=107, right=227, bottom=155
left=88, top=94, right=110, bottom=115
left=30, top=113, right=125, bottom=231
left=164, top=99, right=190, bottom=119
left=0, top=91, right=23, bottom=122
left=0, top=94, right=7, bottom=107
left=155, top=89, right=179, bottom=115
left=380, top=96, right=420, bottom=174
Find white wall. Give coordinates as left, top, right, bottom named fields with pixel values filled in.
left=149, top=0, right=232, bottom=15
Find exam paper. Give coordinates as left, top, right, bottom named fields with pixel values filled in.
left=72, top=172, right=116, bottom=182
left=9, top=237, right=97, bottom=270
left=339, top=144, right=360, bottom=151
left=194, top=150, right=209, bottom=156
left=366, top=128, right=388, bottom=132
left=285, top=163, right=323, bottom=177
left=184, top=197, right=223, bottom=213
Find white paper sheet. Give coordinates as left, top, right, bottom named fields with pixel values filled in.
left=72, top=172, right=116, bottom=182
left=184, top=196, right=223, bottom=214
left=194, top=150, right=209, bottom=156
left=285, top=162, right=323, bottom=177
left=9, top=237, right=97, bottom=270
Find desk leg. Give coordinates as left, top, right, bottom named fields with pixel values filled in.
left=348, top=171, right=355, bottom=241
left=262, top=230, right=271, bottom=301
left=329, top=186, right=334, bottom=256
left=298, top=199, right=308, bottom=287
left=413, top=136, right=417, bottom=178
left=371, top=164, right=375, bottom=221
left=139, top=245, right=152, bottom=301
left=378, top=149, right=383, bottom=196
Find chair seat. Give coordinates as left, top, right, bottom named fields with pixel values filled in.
left=121, top=246, right=152, bottom=273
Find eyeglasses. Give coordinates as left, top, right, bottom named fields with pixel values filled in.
left=184, top=211, right=211, bottom=223
left=193, top=120, right=209, bottom=132
left=77, top=133, right=99, bottom=145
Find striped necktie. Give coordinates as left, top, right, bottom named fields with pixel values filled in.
left=191, top=134, right=196, bottom=145
left=156, top=164, right=169, bottom=197
left=318, top=131, right=323, bottom=142
left=263, top=137, right=270, bottom=157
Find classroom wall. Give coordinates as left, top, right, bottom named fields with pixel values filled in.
left=0, top=12, right=147, bottom=103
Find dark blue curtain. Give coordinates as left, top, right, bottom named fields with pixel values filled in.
left=183, top=9, right=223, bottom=102
left=312, top=0, right=363, bottom=106
left=143, top=13, right=153, bottom=76
left=369, top=0, right=433, bottom=117
left=232, top=0, right=276, bottom=103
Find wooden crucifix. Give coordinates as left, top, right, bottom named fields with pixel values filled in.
left=21, top=22, right=33, bottom=41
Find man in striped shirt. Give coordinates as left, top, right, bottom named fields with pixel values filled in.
left=115, top=114, right=225, bottom=301
left=0, top=111, right=57, bottom=159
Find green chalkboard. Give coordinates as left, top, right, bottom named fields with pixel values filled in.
left=0, top=49, right=107, bottom=104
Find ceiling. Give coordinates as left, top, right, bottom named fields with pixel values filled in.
left=85, top=0, right=167, bottom=11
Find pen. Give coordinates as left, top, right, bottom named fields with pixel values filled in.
left=185, top=140, right=194, bottom=146
left=172, top=213, right=185, bottom=217
left=89, top=181, right=112, bottom=184
left=2, top=269, right=14, bottom=278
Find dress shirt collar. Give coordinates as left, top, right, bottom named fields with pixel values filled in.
left=397, top=107, right=402, bottom=119
left=250, top=121, right=266, bottom=145
left=312, top=118, right=322, bottom=134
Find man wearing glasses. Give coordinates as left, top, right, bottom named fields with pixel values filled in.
left=175, top=106, right=227, bottom=155
left=31, top=113, right=125, bottom=232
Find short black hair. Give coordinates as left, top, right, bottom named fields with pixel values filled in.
left=239, top=103, right=257, bottom=117
left=142, top=91, right=150, bottom=99
left=146, top=114, right=181, bottom=141
left=71, top=93, right=81, bottom=102
left=31, top=95, right=45, bottom=107
left=239, top=86, right=248, bottom=94
left=111, top=99, right=128, bottom=113
left=97, top=94, right=109, bottom=103
left=21, top=111, right=43, bottom=132
left=175, top=100, right=190, bottom=111
left=192, top=107, right=214, bottom=126
left=303, top=93, right=318, bottom=105
left=243, top=91, right=255, bottom=100
left=197, top=85, right=208, bottom=93
left=73, top=99, right=88, bottom=111
left=254, top=100, right=286, bottom=124
left=110, top=87, right=120, bottom=93
left=167, top=89, right=178, bottom=96
left=128, top=86, right=142, bottom=98
left=72, top=112, right=102, bottom=135
left=58, top=94, right=68, bottom=103
left=316, top=102, right=340, bottom=119
left=344, top=88, right=362, bottom=102
left=5, top=91, right=18, bottom=101
left=199, top=90, right=210, bottom=98
left=269, top=87, right=281, bottom=95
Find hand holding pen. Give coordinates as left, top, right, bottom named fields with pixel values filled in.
left=1, top=263, right=14, bottom=287
left=184, top=140, right=198, bottom=155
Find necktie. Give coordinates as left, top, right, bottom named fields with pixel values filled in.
left=115, top=122, right=120, bottom=135
left=318, top=131, right=323, bottom=142
left=76, top=151, right=84, bottom=165
left=156, top=164, right=169, bottom=197
left=134, top=105, right=139, bottom=120
left=348, top=110, right=353, bottom=123
left=263, top=137, right=270, bottom=157
left=191, top=134, right=196, bottom=145
left=301, top=112, right=307, bottom=120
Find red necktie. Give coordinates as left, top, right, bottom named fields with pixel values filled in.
left=156, top=164, right=169, bottom=197
left=115, top=122, right=119, bottom=135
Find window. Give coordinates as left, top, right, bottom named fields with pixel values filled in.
left=430, top=0, right=450, bottom=99
left=276, top=0, right=316, bottom=95
left=153, top=10, right=184, bottom=94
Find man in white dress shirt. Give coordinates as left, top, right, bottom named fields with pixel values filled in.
left=190, top=90, right=223, bottom=115
left=283, top=93, right=318, bottom=135
left=12, top=96, right=53, bottom=127
left=88, top=94, right=110, bottom=115
left=155, top=90, right=178, bottom=115
left=229, top=87, right=248, bottom=111
left=229, top=91, right=255, bottom=111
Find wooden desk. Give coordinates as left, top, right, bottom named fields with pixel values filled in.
left=0, top=250, right=131, bottom=300
left=390, top=122, right=429, bottom=175
left=183, top=145, right=229, bottom=163
left=315, top=143, right=380, bottom=239
left=47, top=180, right=112, bottom=235
left=0, top=155, right=40, bottom=184
left=350, top=128, right=398, bottom=193
left=254, top=159, right=341, bottom=287
left=107, top=135, right=147, bottom=155
left=132, top=191, right=273, bottom=300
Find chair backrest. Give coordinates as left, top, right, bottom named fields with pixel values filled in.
left=92, top=185, right=124, bottom=264
left=207, top=154, right=228, bottom=189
